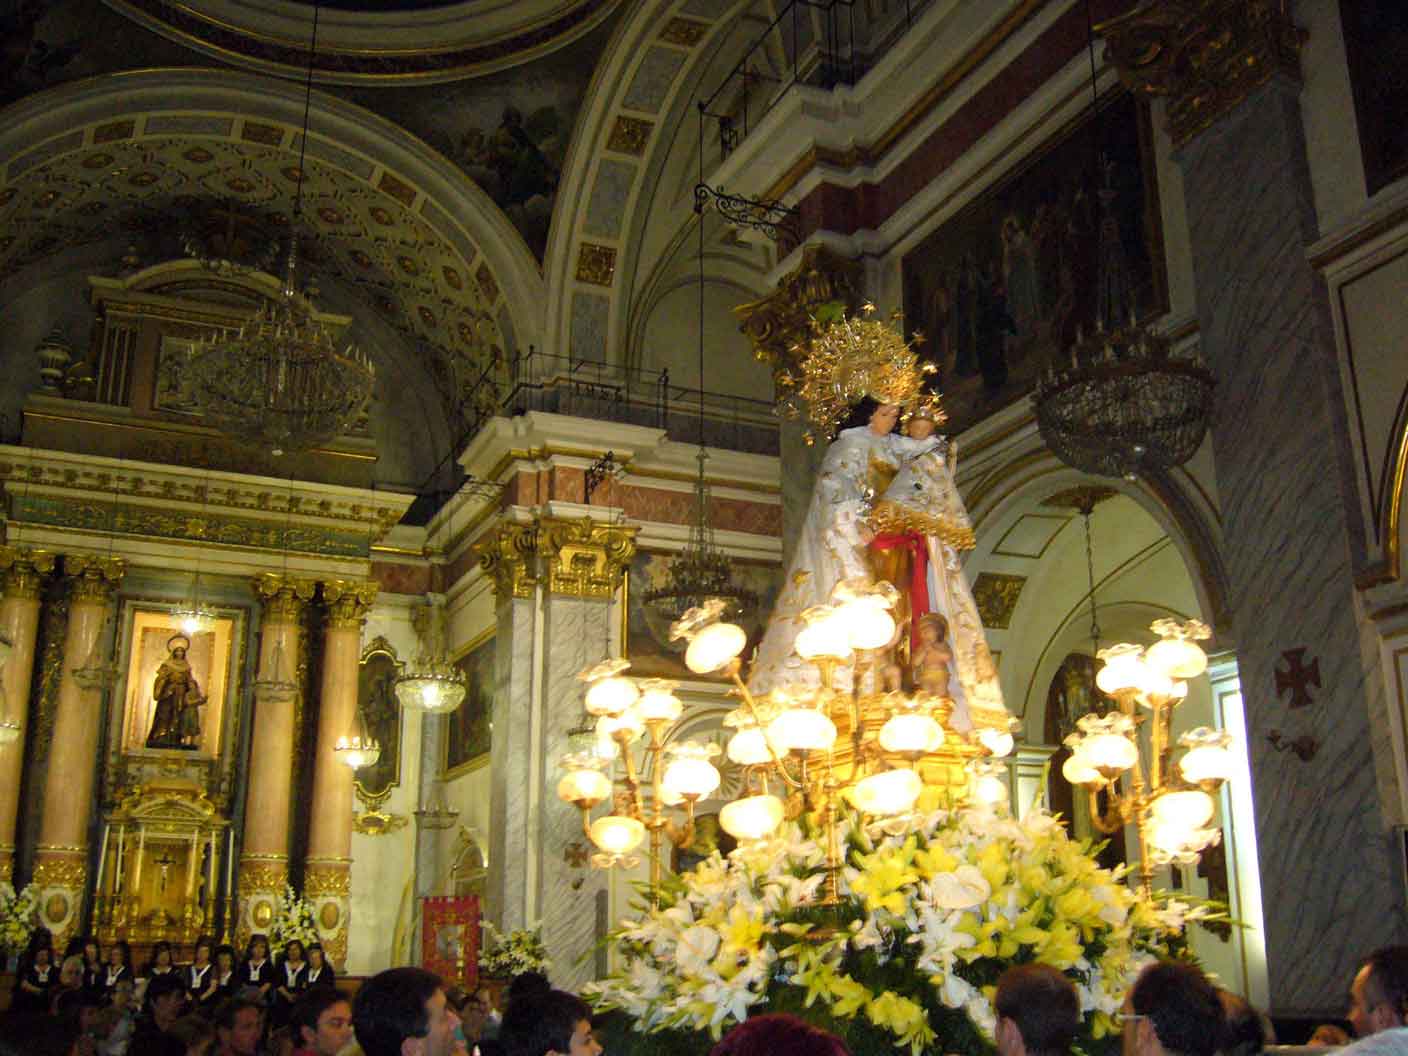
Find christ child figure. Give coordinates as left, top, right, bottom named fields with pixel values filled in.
left=911, top=613, right=953, bottom=698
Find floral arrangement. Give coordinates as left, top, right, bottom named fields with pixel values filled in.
left=479, top=922, right=551, bottom=978
left=269, top=885, right=320, bottom=951
left=588, top=801, right=1215, bottom=1056
left=0, top=882, right=38, bottom=953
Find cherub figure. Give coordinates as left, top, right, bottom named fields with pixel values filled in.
left=911, top=613, right=953, bottom=698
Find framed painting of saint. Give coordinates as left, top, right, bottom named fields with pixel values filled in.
left=119, top=607, right=237, bottom=759
left=901, top=91, right=1167, bottom=436
left=444, top=630, right=494, bottom=777
left=355, top=637, right=404, bottom=800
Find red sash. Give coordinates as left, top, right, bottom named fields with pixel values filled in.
left=868, top=531, right=931, bottom=642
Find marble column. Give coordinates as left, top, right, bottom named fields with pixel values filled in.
left=34, top=554, right=123, bottom=947
left=304, top=578, right=377, bottom=969
left=0, top=547, right=54, bottom=881
left=237, top=573, right=315, bottom=948
left=1103, top=3, right=1406, bottom=1013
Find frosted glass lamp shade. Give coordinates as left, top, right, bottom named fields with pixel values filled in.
left=662, top=757, right=721, bottom=800
left=767, top=709, right=837, bottom=752
left=1179, top=743, right=1236, bottom=785
left=1145, top=636, right=1208, bottom=680
left=846, top=603, right=896, bottom=650
left=1061, top=752, right=1102, bottom=786
left=636, top=687, right=684, bottom=723
left=557, top=769, right=612, bottom=807
left=794, top=607, right=852, bottom=661
left=1149, top=789, right=1215, bottom=832
left=851, top=768, right=922, bottom=816
left=1081, top=732, right=1138, bottom=773
left=597, top=710, right=645, bottom=743
left=977, top=728, right=1015, bottom=758
left=878, top=712, right=944, bottom=754
left=589, top=815, right=646, bottom=856
left=727, top=727, right=774, bottom=766
left=685, top=622, right=747, bottom=674
left=1096, top=647, right=1147, bottom=695
left=973, top=773, right=1009, bottom=806
left=719, top=795, right=784, bottom=841
left=585, top=676, right=639, bottom=717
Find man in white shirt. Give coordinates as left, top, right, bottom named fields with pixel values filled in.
left=1341, top=948, right=1408, bottom=1056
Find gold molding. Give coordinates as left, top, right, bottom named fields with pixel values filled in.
left=352, top=809, right=408, bottom=836
left=0, top=546, right=55, bottom=600
left=972, top=572, right=1028, bottom=630
left=734, top=245, right=862, bottom=374
left=607, top=116, right=653, bottom=156
left=62, top=552, right=125, bottom=603
left=475, top=521, right=539, bottom=600
left=320, top=579, right=379, bottom=629
left=252, top=572, right=317, bottom=624
left=1098, top=0, right=1305, bottom=148
left=575, top=243, right=617, bottom=287
left=539, top=516, right=638, bottom=598
left=304, top=860, right=352, bottom=898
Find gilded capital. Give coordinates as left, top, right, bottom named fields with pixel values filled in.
left=474, top=520, right=540, bottom=600
left=540, top=516, right=638, bottom=599
left=62, top=553, right=125, bottom=604
left=0, top=546, right=55, bottom=600
left=734, top=245, right=862, bottom=376
left=320, top=579, right=378, bottom=629
left=252, top=573, right=317, bottom=625
left=1098, top=0, right=1304, bottom=147
left=304, top=858, right=352, bottom=898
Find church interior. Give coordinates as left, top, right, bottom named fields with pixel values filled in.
left=0, top=0, right=1406, bottom=1044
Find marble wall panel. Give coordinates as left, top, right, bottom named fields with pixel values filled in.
left=487, top=597, right=537, bottom=928
left=622, top=47, right=688, bottom=114
left=620, top=484, right=782, bottom=536
left=569, top=292, right=610, bottom=361
left=584, top=160, right=637, bottom=239
left=1180, top=81, right=1406, bottom=1014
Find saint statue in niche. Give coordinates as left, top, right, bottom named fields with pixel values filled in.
left=145, top=634, right=206, bottom=750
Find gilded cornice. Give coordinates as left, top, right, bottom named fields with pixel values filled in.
left=0, top=546, right=56, bottom=600
left=734, top=245, right=862, bottom=375
left=320, top=580, right=379, bottom=629
left=539, top=516, right=637, bottom=599
left=237, top=856, right=288, bottom=894
left=62, top=553, right=125, bottom=603
left=252, top=572, right=317, bottom=625
left=1098, top=0, right=1304, bottom=147
left=304, top=859, right=352, bottom=898
left=474, top=520, right=540, bottom=600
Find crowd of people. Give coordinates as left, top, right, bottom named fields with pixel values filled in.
left=5, top=933, right=1407, bottom=1056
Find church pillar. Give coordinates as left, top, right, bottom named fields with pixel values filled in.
left=1103, top=1, right=1406, bottom=1012
left=476, top=516, right=636, bottom=989
left=735, top=245, right=860, bottom=566
left=0, top=547, right=54, bottom=881
left=304, top=578, right=377, bottom=969
left=237, top=573, right=315, bottom=948
left=34, top=554, right=123, bottom=947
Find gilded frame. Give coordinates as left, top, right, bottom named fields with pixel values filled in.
left=355, top=636, right=406, bottom=802
left=443, top=627, right=495, bottom=779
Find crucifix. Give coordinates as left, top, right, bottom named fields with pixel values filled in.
left=154, top=850, right=176, bottom=895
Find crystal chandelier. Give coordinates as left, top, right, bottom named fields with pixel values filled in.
left=394, top=600, right=467, bottom=714
left=1061, top=617, right=1237, bottom=896
left=1031, top=7, right=1213, bottom=481
left=335, top=730, right=381, bottom=770
left=185, top=3, right=374, bottom=458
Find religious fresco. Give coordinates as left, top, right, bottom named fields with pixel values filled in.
left=445, top=631, right=494, bottom=776
left=355, top=640, right=403, bottom=800
left=622, top=551, right=783, bottom=682
left=902, top=93, right=1167, bottom=436
left=120, top=608, right=234, bottom=759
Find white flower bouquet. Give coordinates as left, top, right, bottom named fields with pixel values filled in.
left=269, top=884, right=320, bottom=951
left=588, top=800, right=1216, bottom=1056
left=0, top=882, right=38, bottom=954
left=479, top=922, right=551, bottom=978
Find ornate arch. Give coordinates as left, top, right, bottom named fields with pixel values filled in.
left=0, top=68, right=546, bottom=426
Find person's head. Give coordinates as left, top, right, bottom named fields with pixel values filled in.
left=1307, top=1025, right=1350, bottom=1048
left=1129, top=961, right=1225, bottom=1056
left=994, top=964, right=1080, bottom=1056
left=0, top=1013, right=81, bottom=1056
left=153, top=941, right=174, bottom=969
left=245, top=934, right=269, bottom=962
left=293, top=990, right=355, bottom=1056
left=111, top=979, right=135, bottom=1012
left=867, top=401, right=901, bottom=436
left=501, top=990, right=600, bottom=1056
left=283, top=939, right=306, bottom=963
left=193, top=939, right=213, bottom=966
left=34, top=946, right=51, bottom=968
left=307, top=943, right=327, bottom=971
left=1350, top=947, right=1408, bottom=1037
left=505, top=971, right=551, bottom=1010
left=918, top=613, right=947, bottom=646
left=353, top=966, right=459, bottom=1056
left=215, top=944, right=237, bottom=973
left=166, top=1015, right=217, bottom=1056
left=1218, top=990, right=1268, bottom=1056
left=59, top=954, right=85, bottom=988
left=213, top=996, right=263, bottom=1056
left=707, top=1014, right=850, bottom=1056
left=109, top=940, right=131, bottom=968
left=146, top=973, right=188, bottom=1026
left=82, top=938, right=100, bottom=965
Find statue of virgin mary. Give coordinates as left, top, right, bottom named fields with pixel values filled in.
left=748, top=313, right=1006, bottom=733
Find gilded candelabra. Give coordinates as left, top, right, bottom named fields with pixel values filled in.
left=559, top=583, right=1016, bottom=904
left=1061, top=619, right=1236, bottom=897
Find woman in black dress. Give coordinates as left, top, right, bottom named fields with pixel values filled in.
left=143, top=940, right=177, bottom=983
left=240, top=933, right=276, bottom=1007
left=272, top=938, right=308, bottom=1029
left=205, top=944, right=239, bottom=1009
left=101, top=940, right=132, bottom=1001
left=185, top=937, right=215, bottom=1005
left=78, top=936, right=104, bottom=997
left=303, top=943, right=336, bottom=991
left=12, top=944, right=55, bottom=1013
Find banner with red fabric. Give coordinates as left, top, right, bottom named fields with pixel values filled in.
left=421, top=895, right=480, bottom=988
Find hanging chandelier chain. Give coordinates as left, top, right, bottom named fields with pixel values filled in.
left=1082, top=506, right=1100, bottom=650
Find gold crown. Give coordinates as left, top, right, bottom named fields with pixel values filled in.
left=785, top=304, right=935, bottom=442
left=903, top=393, right=947, bottom=426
